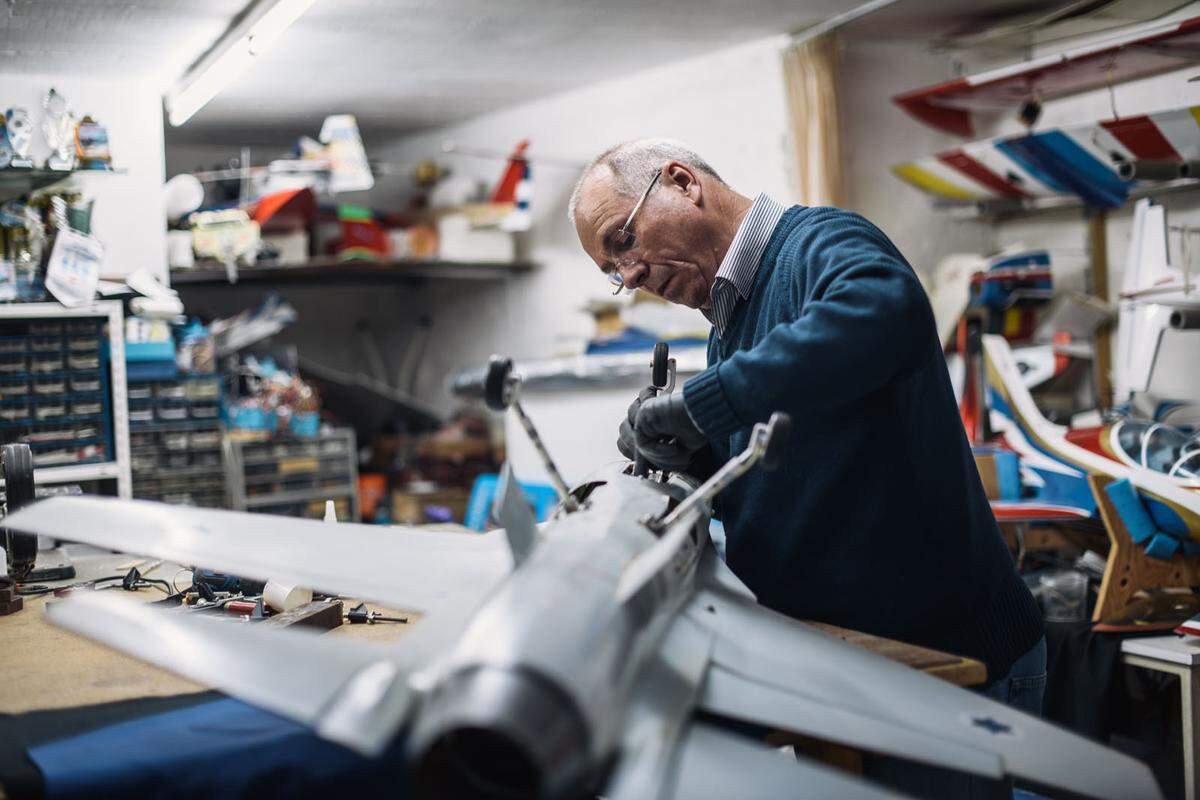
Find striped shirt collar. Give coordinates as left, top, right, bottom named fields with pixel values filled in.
left=704, top=193, right=787, bottom=338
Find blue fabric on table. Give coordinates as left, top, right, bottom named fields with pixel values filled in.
left=28, top=697, right=408, bottom=800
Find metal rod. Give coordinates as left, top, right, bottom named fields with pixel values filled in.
left=647, top=418, right=773, bottom=533
left=510, top=399, right=578, bottom=512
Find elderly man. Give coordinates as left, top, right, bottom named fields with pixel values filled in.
left=570, top=139, right=1045, bottom=796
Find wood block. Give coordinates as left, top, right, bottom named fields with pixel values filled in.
left=1091, top=475, right=1200, bottom=622
left=263, top=599, right=344, bottom=631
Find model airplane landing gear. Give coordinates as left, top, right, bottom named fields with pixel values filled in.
left=635, top=342, right=677, bottom=478
left=482, top=355, right=579, bottom=512
left=1, top=443, right=36, bottom=614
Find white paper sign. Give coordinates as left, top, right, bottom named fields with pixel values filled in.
left=0, top=260, right=16, bottom=302
left=45, top=229, right=103, bottom=307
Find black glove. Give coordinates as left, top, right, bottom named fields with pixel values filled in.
left=617, top=387, right=656, bottom=461
left=635, top=393, right=707, bottom=471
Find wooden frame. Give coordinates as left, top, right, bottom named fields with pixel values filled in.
left=1091, top=474, right=1200, bottom=622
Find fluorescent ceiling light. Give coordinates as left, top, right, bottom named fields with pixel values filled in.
left=168, top=41, right=253, bottom=127
left=165, top=0, right=319, bottom=127
left=249, top=0, right=318, bottom=55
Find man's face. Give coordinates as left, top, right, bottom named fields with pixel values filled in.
left=574, top=165, right=717, bottom=309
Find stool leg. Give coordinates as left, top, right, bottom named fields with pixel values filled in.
left=1185, top=667, right=1200, bottom=800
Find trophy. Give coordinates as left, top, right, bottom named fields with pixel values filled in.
left=41, top=88, right=76, bottom=171
left=75, top=115, right=113, bottom=170
left=5, top=108, right=35, bottom=169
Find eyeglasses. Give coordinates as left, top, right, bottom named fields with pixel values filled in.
left=606, top=171, right=661, bottom=295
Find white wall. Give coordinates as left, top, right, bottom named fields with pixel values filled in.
left=367, top=35, right=799, bottom=408
left=4, top=73, right=167, bottom=282
left=836, top=39, right=994, bottom=277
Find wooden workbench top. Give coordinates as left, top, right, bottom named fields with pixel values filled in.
left=1, top=562, right=985, bottom=716
left=0, top=553, right=421, bottom=715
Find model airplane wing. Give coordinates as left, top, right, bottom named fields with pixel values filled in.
left=47, top=592, right=413, bottom=756
left=4, top=496, right=513, bottom=617
left=686, top=580, right=1162, bottom=800
left=604, top=613, right=911, bottom=800
left=664, top=721, right=911, bottom=800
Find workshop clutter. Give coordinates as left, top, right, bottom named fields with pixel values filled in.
left=583, top=292, right=710, bottom=355
left=364, top=409, right=502, bottom=525
left=0, top=316, right=110, bottom=468
left=223, top=354, right=321, bottom=440
left=0, top=189, right=100, bottom=305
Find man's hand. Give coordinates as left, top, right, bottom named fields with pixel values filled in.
left=617, top=387, right=656, bottom=461
left=634, top=393, right=706, bottom=471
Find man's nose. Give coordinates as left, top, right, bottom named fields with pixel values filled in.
left=615, top=259, right=649, bottom=290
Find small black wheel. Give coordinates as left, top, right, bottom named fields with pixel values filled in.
left=761, top=413, right=792, bottom=472
left=651, top=342, right=669, bottom=389
left=484, top=355, right=514, bottom=411
left=2, top=444, right=36, bottom=581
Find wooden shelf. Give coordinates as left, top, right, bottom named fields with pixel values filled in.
left=170, top=258, right=533, bottom=287
left=0, top=167, right=126, bottom=202
left=936, top=176, right=1200, bottom=221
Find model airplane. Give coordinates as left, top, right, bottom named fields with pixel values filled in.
left=1116, top=198, right=1200, bottom=400
left=892, top=102, right=1200, bottom=209
left=984, top=333, right=1200, bottom=551
left=6, top=353, right=1163, bottom=799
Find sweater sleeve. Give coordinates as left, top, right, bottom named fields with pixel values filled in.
left=683, top=212, right=937, bottom=438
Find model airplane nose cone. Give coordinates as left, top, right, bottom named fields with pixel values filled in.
left=410, top=665, right=591, bottom=800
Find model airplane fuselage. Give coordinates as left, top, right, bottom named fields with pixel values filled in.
left=409, top=469, right=704, bottom=796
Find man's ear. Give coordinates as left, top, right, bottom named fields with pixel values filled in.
left=664, top=161, right=702, bottom=206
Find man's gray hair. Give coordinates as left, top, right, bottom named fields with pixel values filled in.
left=567, top=138, right=723, bottom=225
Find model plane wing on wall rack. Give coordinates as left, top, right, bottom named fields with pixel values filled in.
left=895, top=16, right=1200, bottom=138
left=892, top=102, right=1200, bottom=209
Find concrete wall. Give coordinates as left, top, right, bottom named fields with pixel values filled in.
left=4, top=73, right=167, bottom=282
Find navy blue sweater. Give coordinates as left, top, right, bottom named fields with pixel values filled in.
left=683, top=206, right=1043, bottom=681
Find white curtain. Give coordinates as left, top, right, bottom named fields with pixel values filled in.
left=782, top=34, right=844, bottom=208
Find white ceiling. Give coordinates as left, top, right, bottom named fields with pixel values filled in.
left=4, top=0, right=1164, bottom=145
left=2, top=0, right=864, bottom=144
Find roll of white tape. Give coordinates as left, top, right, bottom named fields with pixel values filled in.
left=264, top=580, right=313, bottom=613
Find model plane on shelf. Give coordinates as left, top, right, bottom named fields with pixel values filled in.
left=6, top=351, right=1163, bottom=799
left=1116, top=198, right=1200, bottom=399
left=893, top=102, right=1200, bottom=209
left=983, top=334, right=1200, bottom=554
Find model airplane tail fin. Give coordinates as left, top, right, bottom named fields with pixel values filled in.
left=1133, top=200, right=1173, bottom=293
left=492, top=461, right=538, bottom=566
left=47, top=592, right=413, bottom=756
